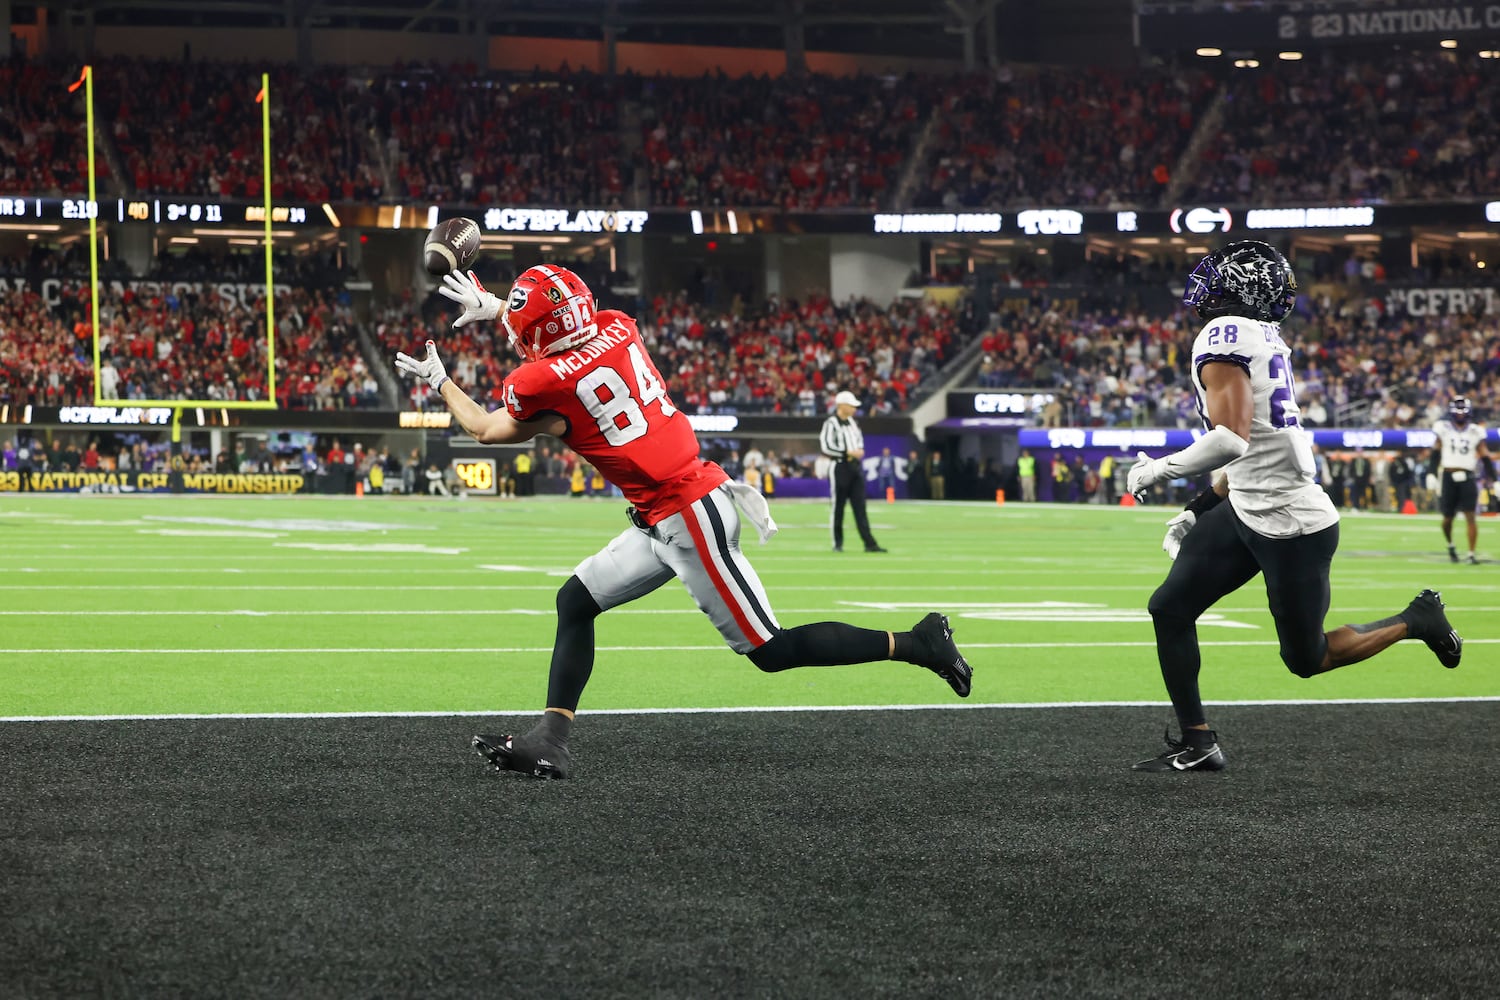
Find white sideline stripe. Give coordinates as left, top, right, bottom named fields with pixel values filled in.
left=5, top=696, right=1499, bottom=724
left=10, top=639, right=1499, bottom=654
left=0, top=608, right=1107, bottom=616
left=0, top=585, right=567, bottom=591
left=0, top=582, right=1488, bottom=593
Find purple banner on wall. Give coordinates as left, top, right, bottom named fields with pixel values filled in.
left=772, top=434, right=916, bottom=499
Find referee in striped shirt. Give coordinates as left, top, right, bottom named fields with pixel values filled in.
left=821, top=390, right=886, bottom=553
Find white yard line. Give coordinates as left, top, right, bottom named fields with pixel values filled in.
left=9, top=639, right=1498, bottom=653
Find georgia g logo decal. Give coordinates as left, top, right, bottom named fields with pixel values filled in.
left=507, top=286, right=529, bottom=312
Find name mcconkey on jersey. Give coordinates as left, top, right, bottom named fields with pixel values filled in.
left=546, top=318, right=634, bottom=379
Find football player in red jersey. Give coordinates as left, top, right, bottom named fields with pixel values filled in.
left=395, top=265, right=973, bottom=779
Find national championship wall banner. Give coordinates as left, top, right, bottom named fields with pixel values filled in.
left=1137, top=3, right=1500, bottom=51
left=0, top=277, right=302, bottom=311
left=0, top=471, right=307, bottom=494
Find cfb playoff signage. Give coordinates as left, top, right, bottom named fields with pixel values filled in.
left=1384, top=287, right=1500, bottom=317
left=481, top=208, right=649, bottom=234
left=949, top=391, right=1055, bottom=419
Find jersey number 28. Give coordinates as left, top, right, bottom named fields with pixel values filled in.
left=1267, top=354, right=1300, bottom=429
left=575, top=343, right=677, bottom=446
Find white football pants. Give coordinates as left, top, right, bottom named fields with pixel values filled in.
left=574, top=483, right=780, bottom=653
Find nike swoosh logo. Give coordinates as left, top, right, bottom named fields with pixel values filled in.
left=1170, top=751, right=1217, bottom=770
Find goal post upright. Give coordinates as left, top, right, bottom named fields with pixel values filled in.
left=260, top=71, right=277, bottom=407
left=85, top=66, right=278, bottom=412
left=84, top=64, right=102, bottom=404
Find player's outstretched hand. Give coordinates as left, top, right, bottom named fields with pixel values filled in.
left=394, top=340, right=450, bottom=390
left=1161, top=509, right=1196, bottom=560
left=1127, top=450, right=1168, bottom=502
left=438, top=269, right=501, bottom=328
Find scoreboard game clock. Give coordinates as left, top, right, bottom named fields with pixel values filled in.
left=452, top=458, right=498, bottom=495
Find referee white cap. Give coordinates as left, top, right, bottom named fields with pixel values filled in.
left=834, top=390, right=862, bottom=408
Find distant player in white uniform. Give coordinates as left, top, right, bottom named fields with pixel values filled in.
left=1124, top=241, right=1463, bottom=772
left=1433, top=396, right=1490, bottom=564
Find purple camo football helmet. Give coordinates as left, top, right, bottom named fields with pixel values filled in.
left=1184, top=240, right=1297, bottom=322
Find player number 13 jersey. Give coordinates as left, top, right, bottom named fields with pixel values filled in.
left=1433, top=419, right=1487, bottom=472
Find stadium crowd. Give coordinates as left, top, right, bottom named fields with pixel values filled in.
left=0, top=260, right=377, bottom=410
left=912, top=65, right=1215, bottom=209
left=973, top=282, right=1500, bottom=433
left=371, top=286, right=976, bottom=416
left=7, top=49, right=1496, bottom=210
left=374, top=68, right=628, bottom=206
left=95, top=57, right=383, bottom=202
left=635, top=72, right=931, bottom=210
left=0, top=59, right=93, bottom=196
left=1185, top=50, right=1500, bottom=205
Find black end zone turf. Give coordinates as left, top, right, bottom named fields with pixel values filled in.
left=2, top=705, right=1496, bottom=998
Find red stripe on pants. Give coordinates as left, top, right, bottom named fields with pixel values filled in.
left=680, top=502, right=768, bottom=649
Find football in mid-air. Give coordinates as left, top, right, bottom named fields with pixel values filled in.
left=423, top=217, right=482, bottom=276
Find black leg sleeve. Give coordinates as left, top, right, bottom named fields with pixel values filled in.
left=748, top=622, right=891, bottom=673
left=1242, top=520, right=1339, bottom=678
left=545, top=575, right=604, bottom=712
left=1147, top=503, right=1261, bottom=730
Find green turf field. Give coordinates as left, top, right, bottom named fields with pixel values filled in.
left=3, top=493, right=1494, bottom=718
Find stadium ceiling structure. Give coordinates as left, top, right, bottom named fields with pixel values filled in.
left=64, top=0, right=991, bottom=30
left=47, top=0, right=1138, bottom=65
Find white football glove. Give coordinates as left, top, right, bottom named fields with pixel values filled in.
left=437, top=269, right=501, bottom=328
left=394, top=340, right=450, bottom=391
left=1126, top=450, right=1170, bottom=502
left=1161, top=509, right=1197, bottom=560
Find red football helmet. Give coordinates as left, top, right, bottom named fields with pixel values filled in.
left=501, top=265, right=598, bottom=361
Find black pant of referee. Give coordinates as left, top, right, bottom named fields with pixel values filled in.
left=832, top=459, right=884, bottom=552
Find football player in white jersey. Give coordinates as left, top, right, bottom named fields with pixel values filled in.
left=1125, top=242, right=1463, bottom=772
left=1433, top=396, right=1490, bottom=564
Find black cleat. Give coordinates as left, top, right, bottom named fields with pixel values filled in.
left=1401, top=589, right=1463, bottom=668
left=910, top=612, right=972, bottom=697
left=833, top=544, right=843, bottom=553
left=865, top=545, right=888, bottom=553
left=1467, top=552, right=1480, bottom=565
left=472, top=733, right=571, bottom=779
left=1132, top=729, right=1226, bottom=772
left=1448, top=545, right=1460, bottom=563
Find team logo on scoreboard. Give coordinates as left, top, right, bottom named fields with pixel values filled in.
left=1169, top=206, right=1233, bottom=234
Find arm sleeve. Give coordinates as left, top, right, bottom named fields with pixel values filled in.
left=1162, top=425, right=1250, bottom=480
